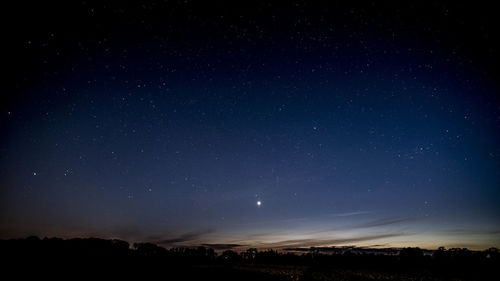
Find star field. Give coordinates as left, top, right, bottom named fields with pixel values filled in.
left=1, top=1, right=499, bottom=250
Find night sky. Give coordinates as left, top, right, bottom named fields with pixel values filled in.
left=1, top=2, right=499, bottom=250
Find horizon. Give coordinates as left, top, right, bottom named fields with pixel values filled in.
left=3, top=235, right=497, bottom=252
left=1, top=2, right=499, bottom=252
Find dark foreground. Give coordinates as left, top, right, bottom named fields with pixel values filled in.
left=1, top=237, right=498, bottom=280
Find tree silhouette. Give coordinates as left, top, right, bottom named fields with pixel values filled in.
left=1, top=237, right=498, bottom=280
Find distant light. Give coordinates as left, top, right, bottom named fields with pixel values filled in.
left=257, top=201, right=261, bottom=206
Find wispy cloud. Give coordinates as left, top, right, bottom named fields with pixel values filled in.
left=328, top=211, right=372, bottom=217
left=155, top=228, right=215, bottom=245
left=302, top=216, right=423, bottom=236
left=255, top=232, right=407, bottom=249
left=201, top=243, right=245, bottom=250
left=355, top=217, right=423, bottom=228
left=443, top=228, right=500, bottom=235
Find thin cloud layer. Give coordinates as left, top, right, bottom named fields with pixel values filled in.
left=254, top=232, right=407, bottom=249
left=201, top=243, right=245, bottom=250
left=357, top=217, right=422, bottom=228
left=155, top=228, right=215, bottom=245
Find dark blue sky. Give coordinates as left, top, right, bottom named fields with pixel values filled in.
left=1, top=1, right=499, bottom=250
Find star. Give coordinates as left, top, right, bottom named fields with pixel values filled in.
left=257, top=201, right=262, bottom=206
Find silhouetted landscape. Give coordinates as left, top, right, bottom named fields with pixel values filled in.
left=2, top=237, right=498, bottom=280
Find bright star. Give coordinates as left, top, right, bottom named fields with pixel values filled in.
left=257, top=201, right=261, bottom=206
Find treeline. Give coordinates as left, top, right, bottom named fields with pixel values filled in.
left=1, top=237, right=498, bottom=280
left=1, top=236, right=499, bottom=263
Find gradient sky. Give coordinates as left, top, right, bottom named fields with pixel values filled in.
left=1, top=2, right=499, bottom=250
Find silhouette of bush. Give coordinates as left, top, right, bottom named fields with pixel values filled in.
left=133, top=242, right=167, bottom=257
left=399, top=247, right=424, bottom=259
left=220, top=250, right=240, bottom=261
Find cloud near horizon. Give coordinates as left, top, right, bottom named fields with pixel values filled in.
left=251, top=232, right=407, bottom=249
left=356, top=217, right=423, bottom=228
left=201, top=243, right=246, bottom=250
left=154, top=228, right=215, bottom=246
